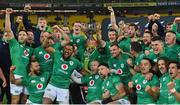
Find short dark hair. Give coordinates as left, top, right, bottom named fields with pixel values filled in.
left=169, top=61, right=180, bottom=69
left=166, top=22, right=173, bottom=26
left=98, top=62, right=109, bottom=68
left=17, top=30, right=27, bottom=36
left=157, top=57, right=169, bottom=69
left=108, top=29, right=118, bottom=36
left=31, top=59, right=38, bottom=64
left=27, top=29, right=34, bottom=33
left=110, top=42, right=119, bottom=48
left=27, top=59, right=38, bottom=72
left=18, top=29, right=27, bottom=33
left=151, top=36, right=162, bottom=42
left=129, top=23, right=138, bottom=31
left=142, top=58, right=155, bottom=67
left=144, top=30, right=153, bottom=37
left=131, top=42, right=142, bottom=53
left=64, top=43, right=75, bottom=50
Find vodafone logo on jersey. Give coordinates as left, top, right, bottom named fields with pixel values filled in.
left=44, top=54, right=50, bottom=60
left=89, top=80, right=94, bottom=86
left=36, top=83, right=43, bottom=89
left=24, top=50, right=29, bottom=56
left=136, top=84, right=141, bottom=90
left=117, top=69, right=123, bottom=75
left=61, top=64, right=68, bottom=70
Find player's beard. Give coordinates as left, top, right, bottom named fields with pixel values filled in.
left=63, top=53, right=71, bottom=60
left=34, top=70, right=40, bottom=75
left=99, top=71, right=106, bottom=79
left=99, top=74, right=105, bottom=78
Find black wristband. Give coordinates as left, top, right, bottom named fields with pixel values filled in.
left=102, top=97, right=113, bottom=104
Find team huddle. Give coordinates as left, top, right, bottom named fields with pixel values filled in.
left=0, top=5, right=180, bottom=104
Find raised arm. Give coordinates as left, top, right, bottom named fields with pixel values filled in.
left=10, top=13, right=16, bottom=35
left=11, top=15, right=22, bottom=40
left=22, top=4, right=33, bottom=30
left=4, top=8, right=14, bottom=40
left=52, top=25, right=70, bottom=46
left=108, top=6, right=118, bottom=31
left=172, top=17, right=180, bottom=43
left=14, top=16, right=22, bottom=33
left=147, top=14, right=165, bottom=38
left=154, top=20, right=165, bottom=38
left=96, top=27, right=106, bottom=48
left=5, top=8, right=12, bottom=32
left=154, top=14, right=165, bottom=39
left=147, top=15, right=155, bottom=32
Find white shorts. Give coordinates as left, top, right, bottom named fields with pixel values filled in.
left=88, top=100, right=102, bottom=104
left=10, top=74, right=29, bottom=95
left=43, top=84, right=69, bottom=103
left=26, top=99, right=40, bottom=105
left=117, top=99, right=130, bottom=105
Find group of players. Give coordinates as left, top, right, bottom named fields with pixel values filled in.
left=0, top=5, right=180, bottom=104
